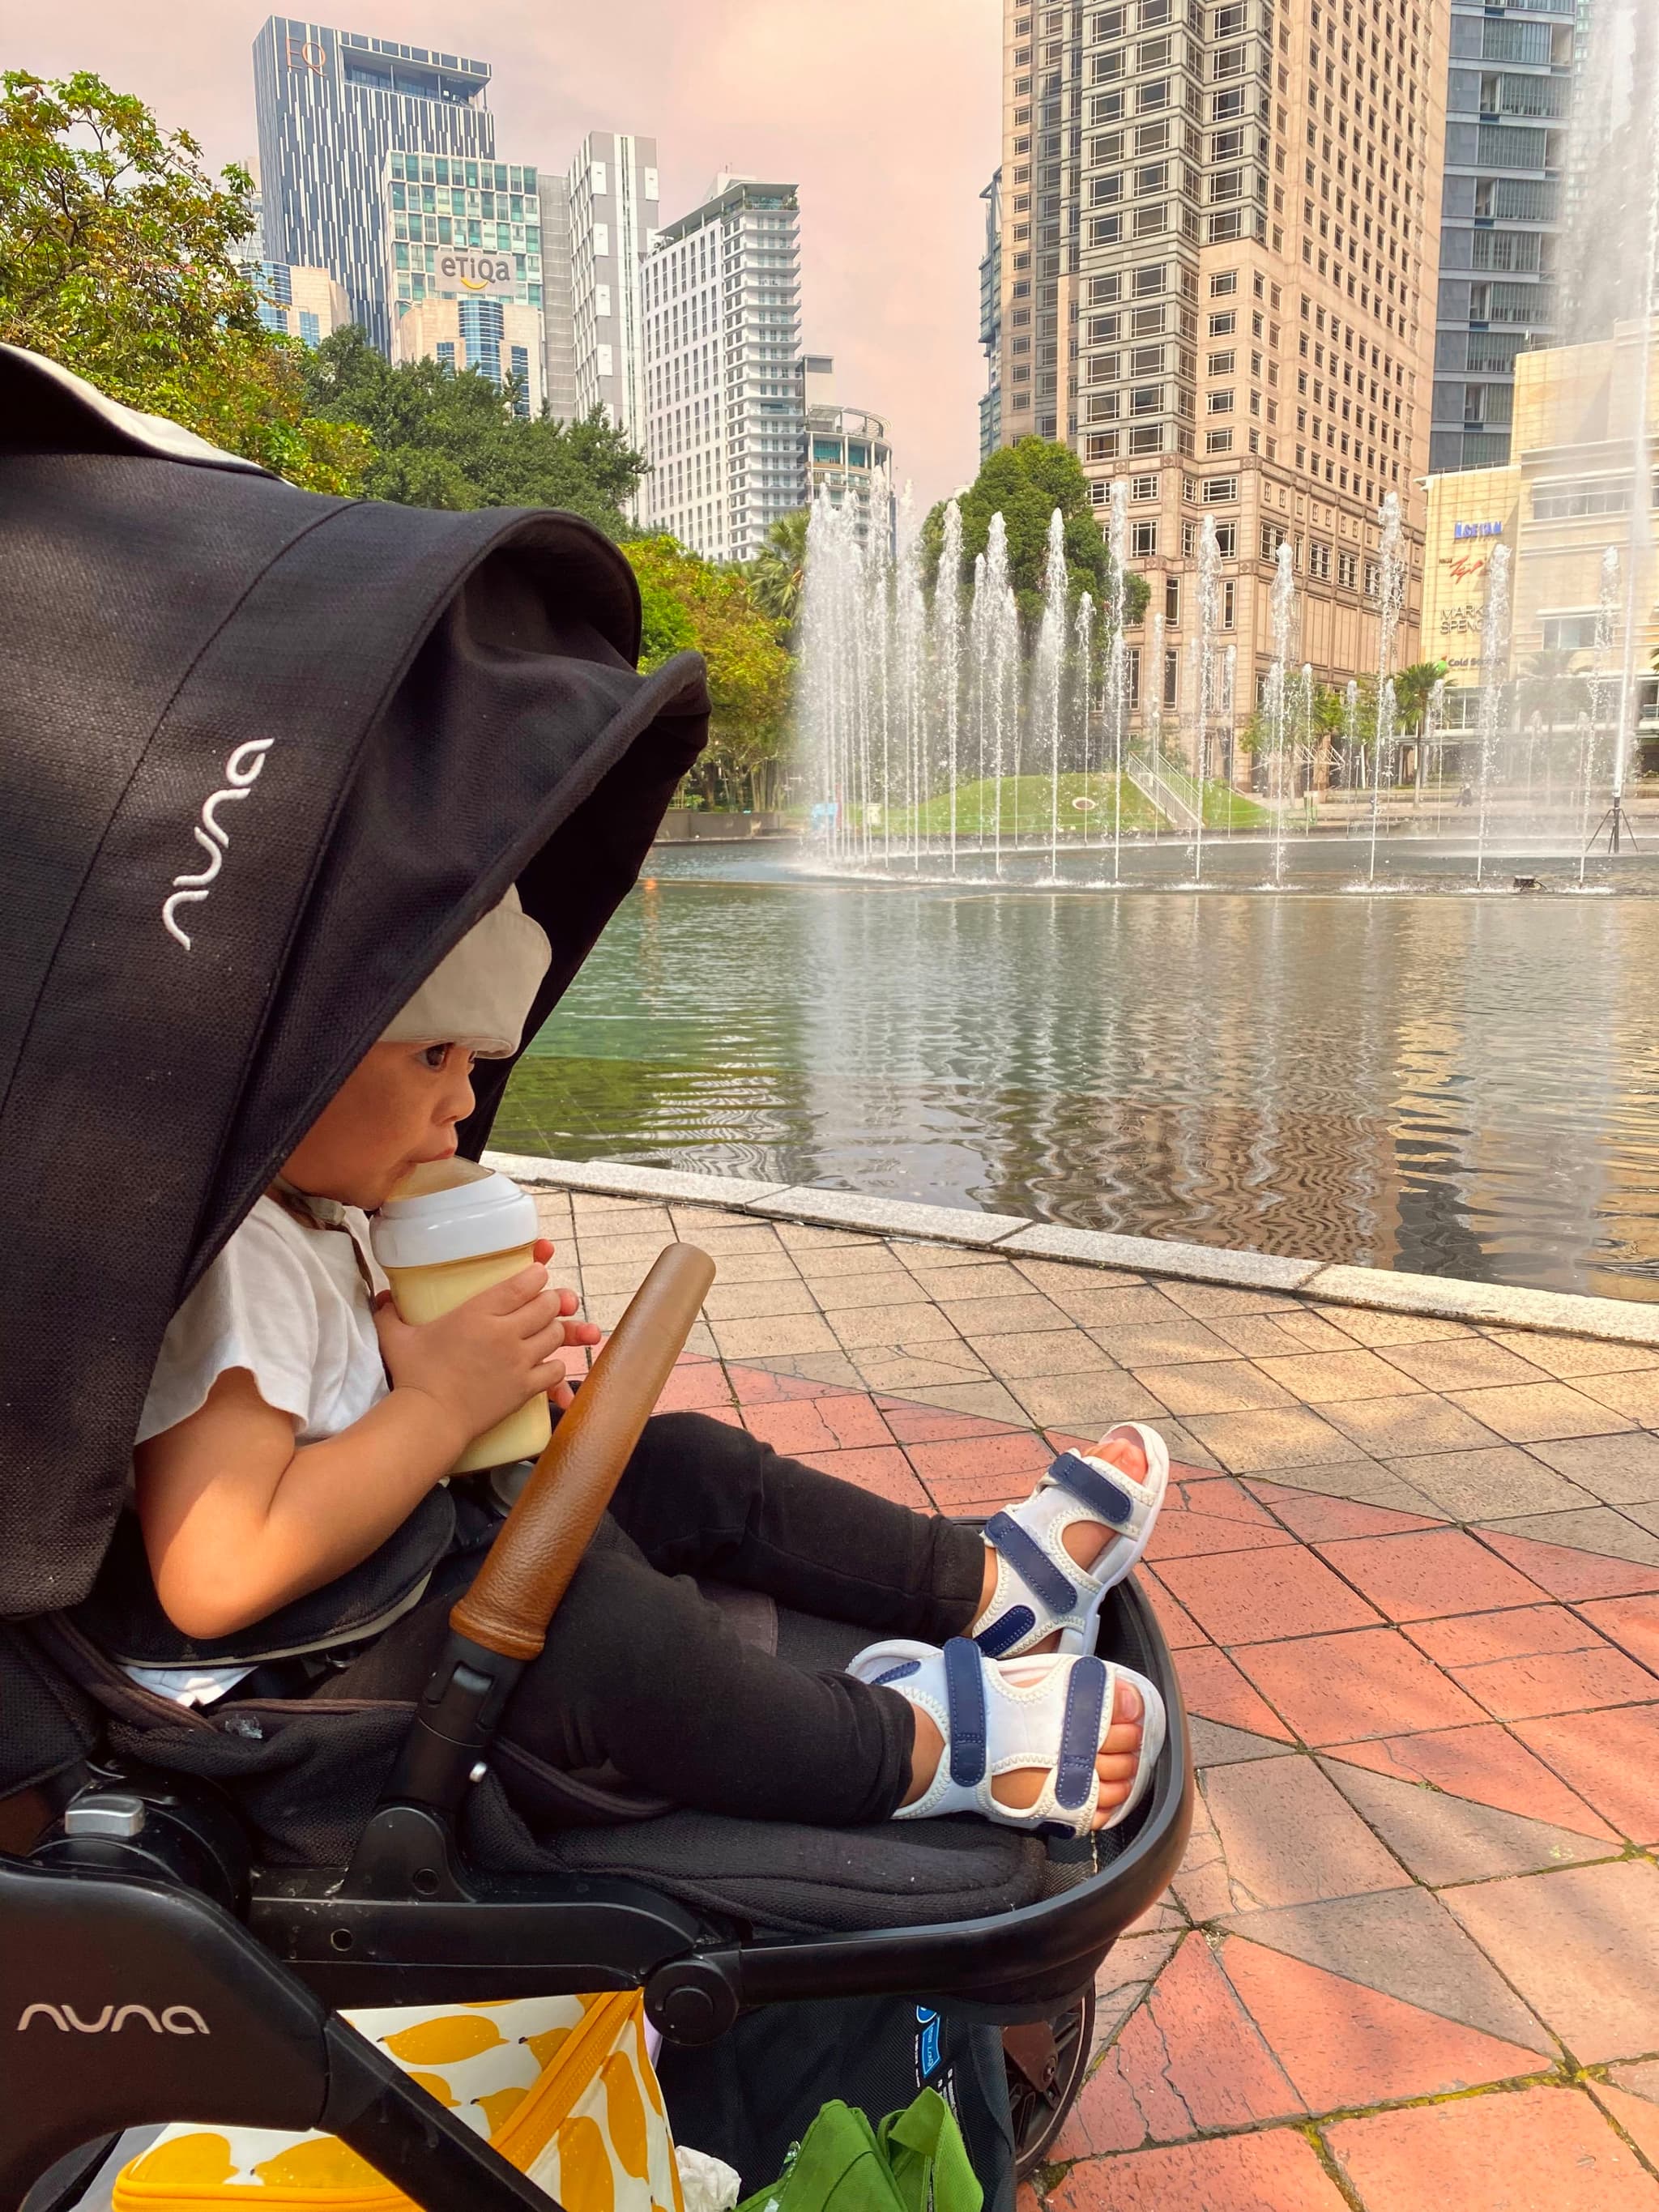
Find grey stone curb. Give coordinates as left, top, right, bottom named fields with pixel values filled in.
left=484, top=1152, right=1659, bottom=1349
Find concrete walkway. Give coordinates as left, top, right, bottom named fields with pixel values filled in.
left=518, top=1166, right=1659, bottom=2212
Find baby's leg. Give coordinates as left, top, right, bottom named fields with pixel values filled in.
left=605, top=1411, right=986, bottom=1644
left=500, top=1543, right=921, bottom=1825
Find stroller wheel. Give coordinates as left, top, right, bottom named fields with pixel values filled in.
left=1003, top=1986, right=1096, bottom=2179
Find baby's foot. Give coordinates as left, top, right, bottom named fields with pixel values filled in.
left=906, top=1673, right=1146, bottom=1829
left=971, top=1423, right=1171, bottom=1658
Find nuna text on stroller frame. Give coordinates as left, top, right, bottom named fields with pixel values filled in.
left=0, top=345, right=1192, bottom=2212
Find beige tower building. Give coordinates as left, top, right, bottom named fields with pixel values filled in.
left=994, top=0, right=1446, bottom=755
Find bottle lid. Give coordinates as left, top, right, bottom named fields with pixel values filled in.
left=370, top=1159, right=539, bottom=1269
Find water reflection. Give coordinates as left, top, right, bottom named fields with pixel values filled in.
left=497, top=873, right=1659, bottom=1301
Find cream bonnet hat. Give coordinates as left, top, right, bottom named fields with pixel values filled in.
left=380, top=887, right=552, bottom=1059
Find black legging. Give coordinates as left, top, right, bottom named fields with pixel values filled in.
left=333, top=1411, right=988, bottom=1826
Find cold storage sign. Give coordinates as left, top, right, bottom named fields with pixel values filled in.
left=437, top=250, right=517, bottom=299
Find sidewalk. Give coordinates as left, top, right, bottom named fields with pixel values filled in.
left=522, top=1170, right=1659, bottom=2212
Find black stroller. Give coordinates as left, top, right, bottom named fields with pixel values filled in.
left=0, top=345, right=1192, bottom=2212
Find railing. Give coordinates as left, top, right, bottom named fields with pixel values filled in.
left=1124, top=747, right=1203, bottom=834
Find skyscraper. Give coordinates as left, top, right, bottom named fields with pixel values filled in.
left=537, top=174, right=579, bottom=421
left=992, top=0, right=1445, bottom=709
left=567, top=134, right=659, bottom=450
left=800, top=355, right=897, bottom=554
left=980, top=172, right=1005, bottom=459
left=643, top=177, right=805, bottom=562
left=253, top=18, right=495, bottom=352
left=1430, top=0, right=1578, bottom=473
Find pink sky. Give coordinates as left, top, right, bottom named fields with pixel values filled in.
left=17, top=0, right=1000, bottom=509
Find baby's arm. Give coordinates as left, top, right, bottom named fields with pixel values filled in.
left=134, top=1251, right=598, bottom=1641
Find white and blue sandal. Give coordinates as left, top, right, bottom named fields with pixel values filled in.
left=972, top=1424, right=1171, bottom=1660
left=848, top=1636, right=1166, bottom=1840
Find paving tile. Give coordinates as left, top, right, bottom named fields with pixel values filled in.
left=1232, top=1457, right=1441, bottom=1512
left=673, top=1246, right=801, bottom=1285
left=1313, top=1528, right=1546, bottom=1622
left=1318, top=1755, right=1618, bottom=1885
left=1208, top=1309, right=1357, bottom=1357
left=1051, top=1932, right=1302, bottom=2156
left=1405, top=1605, right=1605, bottom=1668
left=1529, top=1431, right=1659, bottom=1505
left=1246, top=1482, right=1444, bottom=1541
left=1006, top=1373, right=1170, bottom=1430
left=667, top=1222, right=791, bottom=1257
left=1480, top=1507, right=1659, bottom=1570
left=1447, top=1381, right=1637, bottom=1443
left=701, top=1276, right=821, bottom=1320
left=740, top=1400, right=848, bottom=1455
left=1158, top=1281, right=1304, bottom=1317
left=935, top=1293, right=1076, bottom=1341
left=1144, top=1500, right=1299, bottom=1562
left=1444, top=1859, right=1659, bottom=2063
left=1512, top=1706, right=1659, bottom=1843
left=1090, top=1930, right=1184, bottom=2057
left=1214, top=1888, right=1557, bottom=2052
left=1577, top=1366, right=1659, bottom=1424
left=891, top=1238, right=1019, bottom=1270
left=1219, top=1936, right=1547, bottom=2109
left=1312, top=1304, right=1475, bottom=1347
left=813, top=1394, right=895, bottom=1449
left=1234, top=1627, right=1487, bottom=1744
left=569, top=1229, right=680, bottom=1268
left=1253, top=1349, right=1430, bottom=1404
left=826, top=1300, right=964, bottom=1350
left=1051, top=2126, right=1347, bottom=2212
left=1382, top=1445, right=1597, bottom=1522
left=1578, top=1592, right=1659, bottom=1672
left=730, top=1349, right=867, bottom=1392
left=853, top=1349, right=991, bottom=1394
left=754, top=1188, right=1029, bottom=1243
left=880, top=1378, right=1031, bottom=1424
left=809, top=1269, right=936, bottom=1311
left=1085, top=1317, right=1238, bottom=1365
left=1137, top=1569, right=1209, bottom=1649
left=796, top=1446, right=932, bottom=1511
left=1173, top=1645, right=1296, bottom=1740
left=1126, top=1359, right=1298, bottom=1415
left=652, top=1359, right=736, bottom=1413
left=1322, top=1392, right=1506, bottom=1456
left=772, top=1221, right=881, bottom=1250
left=1325, top=2086, right=1659, bottom=2212
left=1155, top=1546, right=1382, bottom=1645
left=1179, top=1405, right=1356, bottom=1473
left=1449, top=1643, right=1659, bottom=1722
left=962, top=1327, right=1118, bottom=1379
left=1380, top=1335, right=1555, bottom=1392
left=708, top=1311, right=839, bottom=1360
left=1201, top=1757, right=1411, bottom=1907
left=876, top=1398, right=1021, bottom=1443
left=1608, top=2059, right=1659, bottom=2105
left=1168, top=1472, right=1287, bottom=1525
left=1478, top=1524, right=1659, bottom=1599
left=1008, top=1265, right=1182, bottom=1327
left=788, top=1242, right=910, bottom=1279
left=1188, top=1716, right=1298, bottom=1765
left=1486, top=1331, right=1659, bottom=1381
left=1592, top=2081, right=1659, bottom=2174
left=1328, top=1722, right=1617, bottom=1840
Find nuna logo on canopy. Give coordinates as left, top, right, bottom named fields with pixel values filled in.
left=16, top=2001, right=210, bottom=2034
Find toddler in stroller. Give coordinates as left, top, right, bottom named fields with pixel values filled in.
left=122, top=891, right=1170, bottom=1844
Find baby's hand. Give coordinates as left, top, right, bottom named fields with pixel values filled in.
left=373, top=1247, right=599, bottom=1447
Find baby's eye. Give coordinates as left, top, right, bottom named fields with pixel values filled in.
left=420, top=1044, right=452, bottom=1071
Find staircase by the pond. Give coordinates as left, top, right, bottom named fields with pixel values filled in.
left=1124, top=747, right=1203, bottom=835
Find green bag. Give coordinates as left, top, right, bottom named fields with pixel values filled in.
left=737, top=2089, right=983, bottom=2212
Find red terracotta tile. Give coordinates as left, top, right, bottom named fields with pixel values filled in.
left=653, top=1359, right=736, bottom=1413
left=877, top=1399, right=1021, bottom=1443
left=1405, top=1605, right=1603, bottom=1669
left=1233, top=1627, right=1486, bottom=1745
left=1052, top=2129, right=1347, bottom=2212
left=1449, top=1644, right=1659, bottom=1722
left=1513, top=1705, right=1659, bottom=1841
left=1593, top=2081, right=1659, bottom=2172
left=1155, top=1545, right=1383, bottom=1644
left=1145, top=1505, right=1298, bottom=1562
left=796, top=1446, right=932, bottom=1511
left=1175, top=1643, right=1296, bottom=1740
left=1140, top=1568, right=1210, bottom=1650
left=1167, top=1474, right=1285, bottom=1526
left=1328, top=1722, right=1618, bottom=1840
left=724, top=1362, right=845, bottom=1404
left=1316, top=1528, right=1546, bottom=1622
left=906, top=1430, right=1053, bottom=1485
left=740, top=1400, right=842, bottom=1454
left=1051, top=1933, right=1301, bottom=2158
left=1578, top=1593, right=1659, bottom=1674
left=1477, top=1528, right=1659, bottom=1602
left=817, top=1394, right=894, bottom=1449
left=1219, top=1936, right=1546, bottom=2110
left=1246, top=1482, right=1445, bottom=1541
left=1203, top=1758, right=1413, bottom=1907
left=697, top=1404, right=745, bottom=1427
left=1326, top=2086, right=1659, bottom=2212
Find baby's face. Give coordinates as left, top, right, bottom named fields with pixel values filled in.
left=283, top=1041, right=479, bottom=1210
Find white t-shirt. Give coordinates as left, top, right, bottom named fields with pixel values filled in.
left=129, top=1196, right=390, bottom=1705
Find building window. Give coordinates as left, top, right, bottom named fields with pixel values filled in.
left=1307, top=542, right=1332, bottom=579
left=1207, top=388, right=1235, bottom=414
left=1132, top=520, right=1159, bottom=556
left=1165, top=574, right=1180, bottom=624
left=1213, top=522, right=1238, bottom=556
left=1337, top=549, right=1358, bottom=589
left=1205, top=428, right=1235, bottom=453
left=1209, top=270, right=1239, bottom=298
left=1207, top=348, right=1236, bottom=376
left=436, top=340, right=455, bottom=368
left=1203, top=475, right=1239, bottom=503
left=1132, top=473, right=1160, bottom=500
left=1541, top=614, right=1600, bottom=650
left=297, top=309, right=320, bottom=346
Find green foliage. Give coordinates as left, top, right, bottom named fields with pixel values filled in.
left=624, top=536, right=791, bottom=808
left=1392, top=660, right=1447, bottom=731
left=921, top=438, right=1150, bottom=633
left=892, top=774, right=1160, bottom=837
left=299, top=327, right=645, bottom=530
left=1239, top=675, right=1360, bottom=759
left=748, top=507, right=809, bottom=643
left=0, top=70, right=369, bottom=492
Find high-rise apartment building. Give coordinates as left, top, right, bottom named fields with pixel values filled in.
left=993, top=0, right=1444, bottom=722
left=800, top=355, right=897, bottom=553
left=567, top=134, right=659, bottom=449
left=538, top=174, right=579, bottom=420
left=253, top=19, right=496, bottom=352
left=384, top=149, right=542, bottom=335
left=980, top=172, right=1005, bottom=458
left=643, top=177, right=805, bottom=562
left=392, top=296, right=546, bottom=413
left=1430, top=0, right=1577, bottom=473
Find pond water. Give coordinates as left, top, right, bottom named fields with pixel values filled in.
left=497, top=840, right=1659, bottom=1301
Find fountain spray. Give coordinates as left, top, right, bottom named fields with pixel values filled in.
left=985, top=514, right=1014, bottom=877
left=1037, top=509, right=1068, bottom=880
left=1583, top=548, right=1623, bottom=882
left=936, top=501, right=964, bottom=874
left=1474, top=545, right=1513, bottom=888
left=1107, top=481, right=1130, bottom=882
left=1076, top=591, right=1095, bottom=859
left=1268, top=543, right=1297, bottom=885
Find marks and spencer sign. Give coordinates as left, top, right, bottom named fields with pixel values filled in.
left=437, top=250, right=517, bottom=299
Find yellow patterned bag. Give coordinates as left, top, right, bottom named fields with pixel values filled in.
left=113, top=1992, right=683, bottom=2212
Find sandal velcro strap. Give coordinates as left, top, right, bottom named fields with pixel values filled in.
left=1047, top=1451, right=1136, bottom=1527
left=983, top=1511, right=1077, bottom=1616
left=943, top=1636, right=988, bottom=1787
left=1055, top=1656, right=1109, bottom=1812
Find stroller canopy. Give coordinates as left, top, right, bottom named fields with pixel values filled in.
left=0, top=345, right=710, bottom=1617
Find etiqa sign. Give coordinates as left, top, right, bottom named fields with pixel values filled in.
left=437, top=250, right=517, bottom=298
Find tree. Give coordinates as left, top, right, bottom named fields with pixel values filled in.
left=748, top=507, right=809, bottom=643
left=1516, top=647, right=1592, bottom=734
left=920, top=437, right=1149, bottom=632
left=300, top=327, right=646, bottom=532
left=1392, top=660, right=1447, bottom=736
left=0, top=70, right=368, bottom=492
left=624, top=536, right=791, bottom=808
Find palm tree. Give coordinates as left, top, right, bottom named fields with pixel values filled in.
left=748, top=507, right=809, bottom=643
